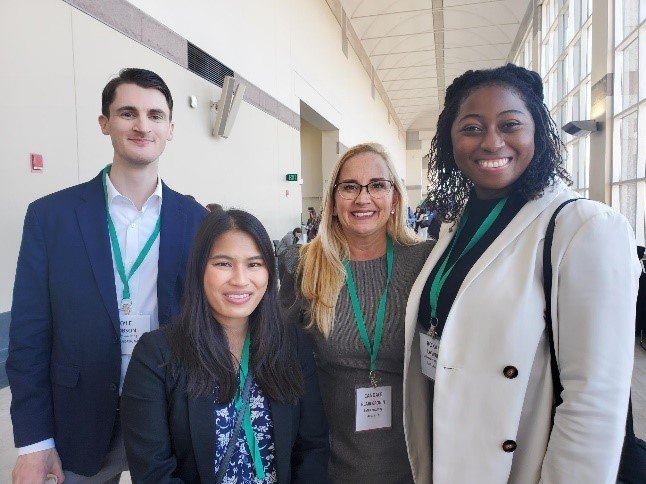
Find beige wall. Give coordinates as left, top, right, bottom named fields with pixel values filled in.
left=405, top=132, right=435, bottom=208
left=0, top=0, right=407, bottom=312
left=0, top=0, right=80, bottom=310
left=406, top=150, right=424, bottom=208
left=300, top=119, right=323, bottom=218
left=127, top=0, right=406, bottom=166
left=321, top=131, right=340, bottom=192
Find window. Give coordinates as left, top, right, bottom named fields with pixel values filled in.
left=619, top=0, right=640, bottom=40
left=621, top=112, right=639, bottom=180
left=541, top=0, right=593, bottom=196
left=612, top=0, right=645, bottom=245
left=621, top=39, right=639, bottom=110
left=514, top=27, right=533, bottom=70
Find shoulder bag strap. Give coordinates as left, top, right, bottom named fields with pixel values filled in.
left=544, top=198, right=645, bottom=482
left=543, top=198, right=581, bottom=409
left=215, top=373, right=255, bottom=484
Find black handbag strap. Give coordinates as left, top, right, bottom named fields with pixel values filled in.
left=543, top=198, right=581, bottom=407
left=215, top=372, right=255, bottom=484
left=543, top=198, right=637, bottom=422
left=543, top=198, right=645, bottom=482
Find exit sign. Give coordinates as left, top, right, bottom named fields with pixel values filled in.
left=286, top=173, right=298, bottom=181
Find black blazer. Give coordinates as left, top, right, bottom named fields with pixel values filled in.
left=121, top=327, right=329, bottom=483
left=7, top=172, right=206, bottom=476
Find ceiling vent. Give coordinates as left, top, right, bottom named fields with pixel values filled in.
left=187, top=42, right=233, bottom=87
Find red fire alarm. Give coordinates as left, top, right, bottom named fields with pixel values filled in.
left=30, top=153, right=44, bottom=173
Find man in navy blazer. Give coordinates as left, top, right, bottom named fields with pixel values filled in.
left=7, top=68, right=207, bottom=482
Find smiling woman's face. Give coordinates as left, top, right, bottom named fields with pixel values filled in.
left=203, top=230, right=269, bottom=329
left=333, top=151, right=397, bottom=244
left=450, top=84, right=535, bottom=199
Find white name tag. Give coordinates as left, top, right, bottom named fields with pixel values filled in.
left=120, top=314, right=151, bottom=355
left=419, top=331, right=440, bottom=380
left=355, top=385, right=392, bottom=432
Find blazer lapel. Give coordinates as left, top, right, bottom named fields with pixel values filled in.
left=269, top=400, right=293, bottom=482
left=158, top=183, right=187, bottom=325
left=406, top=183, right=566, bottom=355
left=189, top=395, right=216, bottom=483
left=76, top=173, right=120, bottom=334
left=448, top=183, right=566, bottom=320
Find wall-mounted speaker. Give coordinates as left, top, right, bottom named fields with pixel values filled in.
left=211, top=76, right=246, bottom=138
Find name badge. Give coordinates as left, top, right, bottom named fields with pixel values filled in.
left=419, top=331, right=440, bottom=380
left=355, top=385, right=392, bottom=432
left=120, top=314, right=151, bottom=355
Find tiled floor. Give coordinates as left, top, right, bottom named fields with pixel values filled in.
left=1, top=341, right=645, bottom=482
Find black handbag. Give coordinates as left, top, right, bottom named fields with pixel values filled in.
left=543, top=198, right=646, bottom=484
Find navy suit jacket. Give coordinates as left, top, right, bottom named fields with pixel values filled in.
left=7, top=171, right=207, bottom=476
left=121, top=327, right=329, bottom=483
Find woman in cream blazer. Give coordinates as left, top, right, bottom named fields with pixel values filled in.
left=403, top=65, right=640, bottom=483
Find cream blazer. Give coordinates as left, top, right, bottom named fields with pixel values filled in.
left=403, top=182, right=641, bottom=484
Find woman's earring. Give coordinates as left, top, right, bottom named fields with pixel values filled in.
left=391, top=210, right=395, bottom=214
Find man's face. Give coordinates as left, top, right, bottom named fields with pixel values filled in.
left=98, top=83, right=174, bottom=168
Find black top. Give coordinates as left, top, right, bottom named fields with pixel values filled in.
left=121, top=327, right=330, bottom=483
left=418, top=192, right=527, bottom=336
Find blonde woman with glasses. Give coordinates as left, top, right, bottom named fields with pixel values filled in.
left=279, top=143, right=433, bottom=483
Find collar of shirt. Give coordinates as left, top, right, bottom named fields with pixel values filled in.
left=104, top=172, right=163, bottom=216
left=104, top=173, right=163, bottom=392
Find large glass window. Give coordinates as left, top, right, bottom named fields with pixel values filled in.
left=613, top=0, right=645, bottom=245
left=621, top=39, right=639, bottom=110
left=620, top=0, right=640, bottom=39
left=541, top=0, right=593, bottom=197
left=514, top=27, right=533, bottom=70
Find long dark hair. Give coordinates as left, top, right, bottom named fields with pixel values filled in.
left=426, top=63, right=572, bottom=222
left=168, top=209, right=304, bottom=403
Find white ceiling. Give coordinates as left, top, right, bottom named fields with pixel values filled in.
left=339, top=0, right=532, bottom=132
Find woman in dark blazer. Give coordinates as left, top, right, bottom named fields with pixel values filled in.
left=121, top=209, right=329, bottom=483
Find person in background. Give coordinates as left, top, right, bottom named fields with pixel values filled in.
left=7, top=68, right=207, bottom=482
left=407, top=206, right=416, bottom=229
left=276, top=227, right=302, bottom=256
left=413, top=206, right=423, bottom=233
left=417, top=208, right=429, bottom=240
left=121, top=209, right=329, bottom=483
left=306, top=207, right=320, bottom=242
left=403, top=64, right=640, bottom=483
left=207, top=202, right=224, bottom=213
left=280, top=143, right=432, bottom=483
left=426, top=209, right=441, bottom=241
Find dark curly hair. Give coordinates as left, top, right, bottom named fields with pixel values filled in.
left=425, top=63, right=572, bottom=222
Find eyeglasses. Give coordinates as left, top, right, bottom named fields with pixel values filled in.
left=334, top=180, right=394, bottom=200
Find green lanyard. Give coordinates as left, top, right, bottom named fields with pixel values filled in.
left=344, top=235, right=394, bottom=387
left=235, top=332, right=265, bottom=478
left=429, top=197, right=508, bottom=336
left=101, top=165, right=161, bottom=314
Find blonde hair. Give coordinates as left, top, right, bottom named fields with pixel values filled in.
left=297, top=143, right=419, bottom=337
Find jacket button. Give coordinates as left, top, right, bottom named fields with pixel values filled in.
left=503, top=365, right=518, bottom=379
left=502, top=440, right=517, bottom=452
left=110, top=383, right=117, bottom=392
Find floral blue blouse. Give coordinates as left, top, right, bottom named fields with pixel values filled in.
left=214, top=380, right=277, bottom=483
